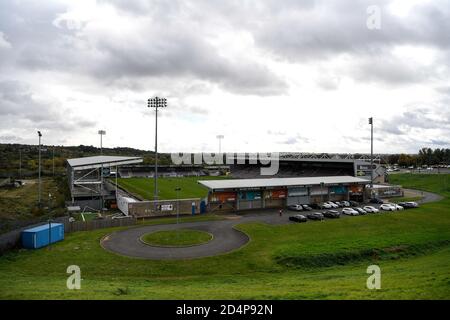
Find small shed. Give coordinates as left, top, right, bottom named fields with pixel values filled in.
left=22, top=223, right=65, bottom=249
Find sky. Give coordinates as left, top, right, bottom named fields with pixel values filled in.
left=0, top=0, right=449, bottom=154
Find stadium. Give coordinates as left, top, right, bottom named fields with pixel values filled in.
left=66, top=152, right=387, bottom=216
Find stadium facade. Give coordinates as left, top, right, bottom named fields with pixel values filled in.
left=199, top=176, right=369, bottom=212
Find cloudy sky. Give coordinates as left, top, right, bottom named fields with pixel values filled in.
left=0, top=0, right=449, bottom=154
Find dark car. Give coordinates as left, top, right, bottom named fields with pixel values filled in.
left=302, top=204, right=313, bottom=211
left=307, top=212, right=324, bottom=221
left=370, top=198, right=384, bottom=204
left=354, top=207, right=367, bottom=215
left=323, top=210, right=340, bottom=219
left=287, top=204, right=303, bottom=212
left=398, top=202, right=419, bottom=209
left=349, top=200, right=359, bottom=207
left=289, top=214, right=307, bottom=223
left=310, top=203, right=322, bottom=209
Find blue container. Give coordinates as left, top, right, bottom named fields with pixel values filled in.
left=22, top=223, right=64, bottom=249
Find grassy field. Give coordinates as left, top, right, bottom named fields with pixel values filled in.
left=0, top=174, right=449, bottom=299
left=115, top=176, right=229, bottom=200
left=0, top=178, right=67, bottom=233
left=141, top=229, right=213, bottom=247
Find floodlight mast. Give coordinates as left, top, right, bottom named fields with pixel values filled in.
left=98, top=130, right=106, bottom=210
left=148, top=96, right=167, bottom=211
left=369, top=117, right=374, bottom=189
left=216, top=135, right=224, bottom=154
left=37, top=131, right=42, bottom=207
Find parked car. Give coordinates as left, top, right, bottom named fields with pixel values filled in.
left=323, top=210, right=340, bottom=219
left=307, top=212, right=324, bottom=221
left=380, top=203, right=396, bottom=211
left=363, top=206, right=379, bottom=213
left=289, top=214, right=308, bottom=223
left=288, top=204, right=303, bottom=212
left=397, top=202, right=419, bottom=209
left=325, top=201, right=339, bottom=208
left=320, top=203, right=333, bottom=209
left=349, top=200, right=359, bottom=207
left=342, top=208, right=359, bottom=216
left=341, top=201, right=351, bottom=207
left=302, top=204, right=313, bottom=211
left=393, top=204, right=404, bottom=210
left=310, top=203, right=322, bottom=209
left=370, top=198, right=384, bottom=204
left=354, top=207, right=367, bottom=215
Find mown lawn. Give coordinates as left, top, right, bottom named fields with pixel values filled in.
left=141, top=229, right=213, bottom=247
left=0, top=174, right=449, bottom=299
left=115, top=176, right=229, bottom=200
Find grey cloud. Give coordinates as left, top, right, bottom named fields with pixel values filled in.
left=378, top=104, right=450, bottom=137
left=430, top=139, right=450, bottom=147
left=1, top=0, right=286, bottom=96
left=0, top=80, right=97, bottom=135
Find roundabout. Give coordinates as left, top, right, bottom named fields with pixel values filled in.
left=101, top=219, right=250, bottom=260
left=140, top=229, right=213, bottom=247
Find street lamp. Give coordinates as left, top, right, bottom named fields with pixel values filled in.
left=98, top=130, right=106, bottom=210
left=175, top=187, right=181, bottom=225
left=37, top=131, right=42, bottom=207
left=148, top=96, right=167, bottom=208
left=369, top=117, right=374, bottom=189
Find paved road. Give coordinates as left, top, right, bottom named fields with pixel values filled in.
left=101, top=211, right=295, bottom=260
left=101, top=189, right=443, bottom=260
left=403, top=188, right=444, bottom=204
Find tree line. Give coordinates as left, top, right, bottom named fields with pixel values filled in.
left=0, top=143, right=173, bottom=179
left=385, top=148, right=450, bottom=167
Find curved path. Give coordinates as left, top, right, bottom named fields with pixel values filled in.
left=101, top=219, right=250, bottom=260
left=101, top=188, right=444, bottom=260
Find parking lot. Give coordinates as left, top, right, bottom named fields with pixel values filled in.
left=285, top=199, right=422, bottom=223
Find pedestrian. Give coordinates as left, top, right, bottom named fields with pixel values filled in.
left=279, top=209, right=283, bottom=217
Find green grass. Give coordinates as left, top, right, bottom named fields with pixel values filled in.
left=389, top=196, right=422, bottom=203
left=141, top=229, right=213, bottom=247
left=0, top=174, right=449, bottom=299
left=115, top=176, right=229, bottom=200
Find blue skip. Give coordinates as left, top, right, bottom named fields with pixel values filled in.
left=22, top=223, right=64, bottom=249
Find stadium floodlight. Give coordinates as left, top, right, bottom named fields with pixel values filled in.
left=98, top=130, right=106, bottom=210
left=216, top=135, right=224, bottom=154
left=37, top=131, right=42, bottom=207
left=369, top=117, right=374, bottom=189
left=147, top=97, right=168, bottom=206
left=98, top=130, right=106, bottom=155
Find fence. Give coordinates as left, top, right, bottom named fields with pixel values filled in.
left=128, top=198, right=201, bottom=218
left=0, top=216, right=136, bottom=254
left=64, top=217, right=136, bottom=233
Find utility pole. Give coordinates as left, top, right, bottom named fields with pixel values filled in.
left=19, top=148, right=22, bottom=179
left=175, top=187, right=181, bottom=225
left=37, top=131, right=42, bottom=207
left=369, top=117, right=374, bottom=189
left=147, top=97, right=167, bottom=211
left=52, top=147, right=55, bottom=176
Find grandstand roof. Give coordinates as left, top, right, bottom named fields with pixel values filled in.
left=199, top=176, right=369, bottom=191
left=67, top=156, right=143, bottom=171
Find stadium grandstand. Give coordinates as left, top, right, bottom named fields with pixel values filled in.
left=118, top=165, right=229, bottom=178
left=227, top=153, right=386, bottom=183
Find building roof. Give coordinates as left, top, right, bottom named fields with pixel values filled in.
left=67, top=156, right=143, bottom=171
left=198, top=176, right=369, bottom=191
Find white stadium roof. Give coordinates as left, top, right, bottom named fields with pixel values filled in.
left=199, top=176, right=369, bottom=190
left=67, top=156, right=143, bottom=171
